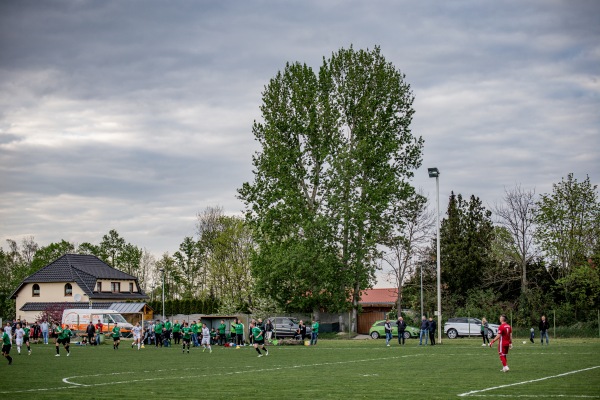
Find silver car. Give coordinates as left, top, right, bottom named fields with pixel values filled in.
left=444, top=317, right=499, bottom=339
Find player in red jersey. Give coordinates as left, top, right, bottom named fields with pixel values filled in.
left=489, top=314, right=512, bottom=372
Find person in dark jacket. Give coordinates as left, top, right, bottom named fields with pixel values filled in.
left=384, top=318, right=393, bottom=347
left=428, top=317, right=437, bottom=346
left=86, top=321, right=96, bottom=345
left=539, top=315, right=550, bottom=345
left=396, top=316, right=407, bottom=346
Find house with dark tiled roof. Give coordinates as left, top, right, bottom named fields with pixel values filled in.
left=10, top=254, right=149, bottom=321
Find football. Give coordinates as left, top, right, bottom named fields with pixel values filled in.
left=523, top=341, right=526, bottom=344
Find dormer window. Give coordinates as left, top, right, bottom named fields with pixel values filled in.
left=64, top=283, right=73, bottom=296
left=111, top=282, right=120, bottom=293
left=32, top=284, right=40, bottom=297
left=96, top=282, right=102, bottom=292
left=129, top=282, right=134, bottom=292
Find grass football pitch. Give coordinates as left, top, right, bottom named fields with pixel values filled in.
left=1, top=338, right=598, bottom=399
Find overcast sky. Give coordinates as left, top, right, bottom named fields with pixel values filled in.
left=1, top=1, right=598, bottom=283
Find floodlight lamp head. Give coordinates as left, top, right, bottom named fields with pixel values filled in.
left=428, top=167, right=440, bottom=178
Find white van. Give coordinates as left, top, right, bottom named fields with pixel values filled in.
left=62, top=309, right=134, bottom=333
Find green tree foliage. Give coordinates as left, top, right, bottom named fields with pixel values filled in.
left=173, top=236, right=203, bottom=299
left=534, top=174, right=599, bottom=276
left=239, top=46, right=423, bottom=327
left=97, top=229, right=143, bottom=277
left=196, top=207, right=254, bottom=313
left=440, top=192, right=495, bottom=305
left=30, top=239, right=75, bottom=271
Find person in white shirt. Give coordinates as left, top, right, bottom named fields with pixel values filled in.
left=131, top=322, right=142, bottom=350
left=4, top=323, right=12, bottom=344
left=201, top=323, right=212, bottom=353
left=14, top=324, right=25, bottom=354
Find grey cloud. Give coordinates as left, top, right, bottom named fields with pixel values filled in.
left=0, top=0, right=598, bottom=259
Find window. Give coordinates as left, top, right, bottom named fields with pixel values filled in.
left=96, top=282, right=102, bottom=292
left=129, top=282, right=134, bottom=292
left=32, top=284, right=40, bottom=297
left=64, top=283, right=73, bottom=296
left=111, top=282, right=121, bottom=293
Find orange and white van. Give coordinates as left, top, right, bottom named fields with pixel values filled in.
left=62, top=309, right=134, bottom=333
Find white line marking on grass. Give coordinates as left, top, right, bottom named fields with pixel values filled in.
left=457, top=365, right=600, bottom=397
left=464, top=395, right=599, bottom=398
left=0, top=354, right=424, bottom=394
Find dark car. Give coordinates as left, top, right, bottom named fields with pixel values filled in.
left=269, top=317, right=312, bottom=338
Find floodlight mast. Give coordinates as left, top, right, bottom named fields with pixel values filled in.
left=428, top=167, right=442, bottom=345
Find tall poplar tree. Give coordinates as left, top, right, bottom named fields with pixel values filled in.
left=239, top=46, right=423, bottom=329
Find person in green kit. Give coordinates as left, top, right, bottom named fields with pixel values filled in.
left=56, top=324, right=71, bottom=356
left=230, top=319, right=238, bottom=345
left=172, top=320, right=181, bottom=345
left=153, top=319, right=163, bottom=347
left=191, top=320, right=200, bottom=347
left=112, top=325, right=121, bottom=350
left=235, top=319, right=244, bottom=347
left=164, top=318, right=172, bottom=347
left=1, top=327, right=13, bottom=365
left=23, top=322, right=32, bottom=355
left=218, top=320, right=226, bottom=346
left=250, top=321, right=268, bottom=357
left=310, top=318, right=319, bottom=346
left=181, top=321, right=192, bottom=353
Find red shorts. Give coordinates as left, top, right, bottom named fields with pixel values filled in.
left=499, top=344, right=510, bottom=356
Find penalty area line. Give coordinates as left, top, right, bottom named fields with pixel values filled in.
left=457, top=365, right=600, bottom=397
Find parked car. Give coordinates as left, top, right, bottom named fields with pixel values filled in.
left=269, top=317, right=312, bottom=338
left=444, top=317, right=499, bottom=339
left=369, top=320, right=420, bottom=340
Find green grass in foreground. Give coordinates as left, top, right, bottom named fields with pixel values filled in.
left=0, top=338, right=599, bottom=399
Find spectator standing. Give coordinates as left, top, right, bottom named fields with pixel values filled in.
left=384, top=318, right=392, bottom=347
left=419, top=316, right=428, bottom=346
left=191, top=320, right=200, bottom=347
left=95, top=319, right=104, bottom=344
left=218, top=320, right=226, bottom=345
left=428, top=317, right=437, bottom=346
left=310, top=319, right=319, bottom=346
left=265, top=319, right=274, bottom=341
left=31, top=321, right=40, bottom=344
left=153, top=319, right=163, bottom=348
left=40, top=320, right=49, bottom=344
left=481, top=317, right=490, bottom=346
left=164, top=318, right=172, bottom=346
left=235, top=319, right=245, bottom=347
left=539, top=315, right=550, bottom=345
left=296, top=320, right=307, bottom=340
left=397, top=317, right=407, bottom=346
left=172, top=320, right=181, bottom=345
left=86, top=321, right=96, bottom=346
